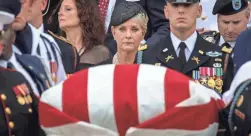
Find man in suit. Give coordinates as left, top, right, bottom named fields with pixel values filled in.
left=99, top=0, right=170, bottom=55
left=0, top=0, right=52, bottom=96
left=143, top=0, right=233, bottom=94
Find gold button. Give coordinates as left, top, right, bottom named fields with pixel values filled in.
left=9, top=121, right=15, bottom=129
left=1, top=94, right=7, bottom=101
left=5, top=107, right=11, bottom=114
left=28, top=108, right=33, bottom=113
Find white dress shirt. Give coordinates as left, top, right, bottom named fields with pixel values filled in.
left=8, top=52, right=40, bottom=96
left=29, top=23, right=67, bottom=85
left=170, top=31, right=197, bottom=61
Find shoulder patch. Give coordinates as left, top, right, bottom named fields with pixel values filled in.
left=48, top=30, right=72, bottom=46
left=201, top=31, right=219, bottom=43
left=138, top=44, right=148, bottom=51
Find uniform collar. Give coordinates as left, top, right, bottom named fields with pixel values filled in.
left=0, top=51, right=16, bottom=68
left=171, top=31, right=197, bottom=53
left=8, top=51, right=17, bottom=65
left=0, top=60, right=7, bottom=68
left=219, top=36, right=235, bottom=48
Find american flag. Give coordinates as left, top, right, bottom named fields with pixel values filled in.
left=39, top=64, right=225, bottom=136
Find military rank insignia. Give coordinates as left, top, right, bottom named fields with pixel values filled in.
left=192, top=67, right=224, bottom=93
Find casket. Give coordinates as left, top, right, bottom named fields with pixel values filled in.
left=39, top=64, right=224, bottom=136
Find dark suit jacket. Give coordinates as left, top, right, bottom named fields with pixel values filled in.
left=143, top=33, right=233, bottom=93
left=103, top=0, right=170, bottom=55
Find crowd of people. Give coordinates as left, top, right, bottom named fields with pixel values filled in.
left=1, top=0, right=251, bottom=135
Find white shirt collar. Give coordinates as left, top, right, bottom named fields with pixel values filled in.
left=0, top=60, right=7, bottom=68
left=0, top=50, right=16, bottom=68
left=171, top=31, right=197, bottom=52
left=219, top=36, right=235, bottom=48
left=8, top=51, right=17, bottom=65
left=28, top=23, right=44, bottom=34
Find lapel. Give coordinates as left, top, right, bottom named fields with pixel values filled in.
left=156, top=35, right=183, bottom=71
left=182, top=35, right=212, bottom=74
left=15, top=54, right=52, bottom=89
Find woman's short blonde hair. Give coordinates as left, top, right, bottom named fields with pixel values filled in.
left=132, top=13, right=149, bottom=35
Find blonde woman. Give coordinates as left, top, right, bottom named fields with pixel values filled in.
left=100, top=2, right=149, bottom=65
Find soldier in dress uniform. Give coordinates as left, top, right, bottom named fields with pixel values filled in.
left=0, top=0, right=53, bottom=96
left=201, top=0, right=249, bottom=50
left=0, top=1, right=45, bottom=136
left=143, top=0, right=233, bottom=93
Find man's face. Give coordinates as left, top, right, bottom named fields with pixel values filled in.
left=218, top=9, right=250, bottom=42
left=0, top=26, right=15, bottom=60
left=164, top=2, right=202, bottom=32
left=26, top=0, right=47, bottom=23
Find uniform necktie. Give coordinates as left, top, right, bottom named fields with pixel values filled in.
left=223, top=42, right=231, bottom=48
left=98, top=0, right=109, bottom=22
left=7, top=62, right=15, bottom=69
left=178, top=42, right=187, bottom=67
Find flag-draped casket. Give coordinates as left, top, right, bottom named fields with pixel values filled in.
left=39, top=64, right=225, bottom=136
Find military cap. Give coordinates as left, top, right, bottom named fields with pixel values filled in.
left=165, top=0, right=200, bottom=4
left=213, top=0, right=248, bottom=15
left=0, top=0, right=21, bottom=30
left=110, top=1, right=147, bottom=26
left=228, top=79, right=251, bottom=135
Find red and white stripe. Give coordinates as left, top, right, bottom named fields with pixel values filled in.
left=39, top=64, right=225, bottom=136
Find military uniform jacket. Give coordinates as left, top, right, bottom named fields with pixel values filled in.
left=201, top=31, right=234, bottom=91
left=48, top=31, right=79, bottom=75
left=0, top=67, right=45, bottom=136
left=143, top=34, right=233, bottom=93
left=15, top=54, right=52, bottom=95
